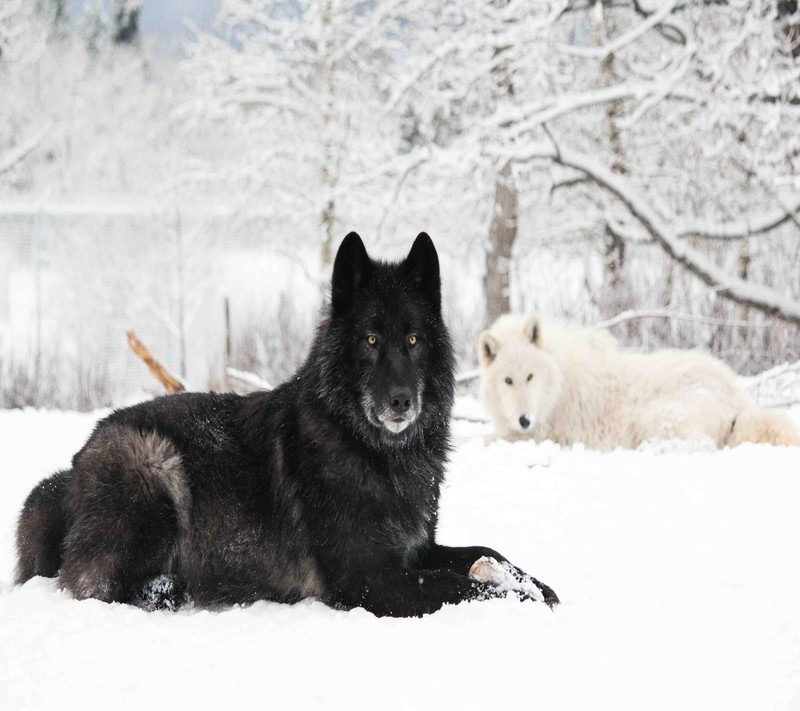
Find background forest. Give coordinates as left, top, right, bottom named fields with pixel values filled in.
left=1, top=0, right=799, bottom=408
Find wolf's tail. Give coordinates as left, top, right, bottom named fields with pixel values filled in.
left=15, top=469, right=72, bottom=584
left=728, top=407, right=800, bottom=447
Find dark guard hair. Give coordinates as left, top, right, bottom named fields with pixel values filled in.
left=16, top=232, right=558, bottom=617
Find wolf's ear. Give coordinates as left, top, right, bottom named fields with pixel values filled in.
left=331, top=232, right=372, bottom=313
left=523, top=314, right=541, bottom=345
left=478, top=331, right=500, bottom=367
left=404, top=232, right=441, bottom=309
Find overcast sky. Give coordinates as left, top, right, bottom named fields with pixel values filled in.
left=138, top=0, right=219, bottom=39
left=68, top=1, right=220, bottom=41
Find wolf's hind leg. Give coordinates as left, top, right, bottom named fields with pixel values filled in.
left=634, top=400, right=723, bottom=447
left=15, top=469, right=72, bottom=584
left=60, top=425, right=190, bottom=604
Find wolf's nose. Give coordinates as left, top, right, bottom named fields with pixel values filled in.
left=519, top=415, right=530, bottom=429
left=390, top=389, right=412, bottom=414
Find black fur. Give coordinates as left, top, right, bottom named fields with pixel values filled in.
left=15, top=232, right=558, bottom=617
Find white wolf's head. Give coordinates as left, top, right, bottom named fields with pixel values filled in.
left=478, top=314, right=562, bottom=438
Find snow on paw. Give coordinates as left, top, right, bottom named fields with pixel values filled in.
left=468, top=556, right=505, bottom=584
left=500, top=562, right=547, bottom=603
left=469, top=557, right=550, bottom=604
left=130, top=574, right=190, bottom=612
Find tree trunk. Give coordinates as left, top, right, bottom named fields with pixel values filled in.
left=596, top=0, right=631, bottom=321
left=484, top=161, right=518, bottom=328
left=777, top=1, right=799, bottom=58
left=174, top=206, right=187, bottom=379
left=736, top=238, right=751, bottom=346
left=319, top=0, right=336, bottom=303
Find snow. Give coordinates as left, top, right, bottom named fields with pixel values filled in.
left=2, top=405, right=800, bottom=710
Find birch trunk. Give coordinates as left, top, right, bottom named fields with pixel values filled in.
left=484, top=161, right=518, bottom=328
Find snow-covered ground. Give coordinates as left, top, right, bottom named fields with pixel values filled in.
left=2, top=404, right=800, bottom=710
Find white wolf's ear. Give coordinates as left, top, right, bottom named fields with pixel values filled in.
left=404, top=232, right=441, bottom=310
left=523, top=314, right=541, bottom=345
left=478, top=331, right=500, bottom=367
left=331, top=232, right=372, bottom=314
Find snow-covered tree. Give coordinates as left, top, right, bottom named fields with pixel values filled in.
left=399, top=0, right=800, bottom=366
left=183, top=0, right=437, bottom=283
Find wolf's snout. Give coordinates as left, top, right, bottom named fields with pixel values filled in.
left=519, top=415, right=531, bottom=429
left=389, top=388, right=413, bottom=414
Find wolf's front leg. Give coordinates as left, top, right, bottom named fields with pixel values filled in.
left=325, top=567, right=500, bottom=618
left=419, top=544, right=559, bottom=607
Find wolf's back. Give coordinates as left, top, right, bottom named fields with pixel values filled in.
left=15, top=469, right=71, bottom=584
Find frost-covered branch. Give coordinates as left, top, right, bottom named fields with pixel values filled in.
left=226, top=367, right=272, bottom=392
left=742, top=362, right=800, bottom=408
left=594, top=309, right=781, bottom=331
left=558, top=0, right=681, bottom=59
left=515, top=143, right=800, bottom=326
left=328, top=0, right=411, bottom=68
left=503, top=82, right=662, bottom=137
left=676, top=199, right=800, bottom=240
left=384, top=41, right=460, bottom=115
left=455, top=368, right=481, bottom=385
left=0, top=124, right=51, bottom=177
left=341, top=150, right=429, bottom=193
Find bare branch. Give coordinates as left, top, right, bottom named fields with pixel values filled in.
left=0, top=124, right=52, bottom=177
left=126, top=330, right=185, bottom=393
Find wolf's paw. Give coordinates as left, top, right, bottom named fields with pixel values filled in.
left=469, top=556, right=558, bottom=607
left=129, top=575, right=190, bottom=612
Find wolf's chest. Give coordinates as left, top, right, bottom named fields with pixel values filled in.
left=309, top=457, right=438, bottom=567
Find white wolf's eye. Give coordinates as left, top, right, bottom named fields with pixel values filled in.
left=367, top=335, right=378, bottom=347
left=527, top=373, right=533, bottom=382
left=504, top=377, right=512, bottom=385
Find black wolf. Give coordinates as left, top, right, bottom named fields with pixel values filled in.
left=16, top=232, right=558, bottom=617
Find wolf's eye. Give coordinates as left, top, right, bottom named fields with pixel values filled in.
left=367, top=335, right=378, bottom=347
left=505, top=377, right=512, bottom=385
left=408, top=334, right=418, bottom=347
left=527, top=373, right=533, bottom=382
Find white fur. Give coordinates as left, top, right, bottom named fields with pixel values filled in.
left=478, top=314, right=800, bottom=450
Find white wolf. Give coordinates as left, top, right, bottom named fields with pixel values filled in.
left=478, top=314, right=800, bottom=450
